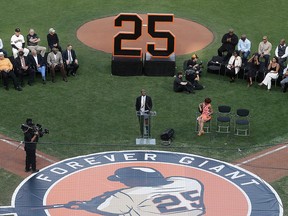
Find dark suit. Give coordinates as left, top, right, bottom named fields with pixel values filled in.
left=218, top=32, right=238, bottom=62
left=28, top=53, right=45, bottom=69
left=62, top=49, right=79, bottom=75
left=14, top=56, right=35, bottom=85
left=135, top=95, right=153, bottom=137
left=135, top=95, right=152, bottom=112
left=28, top=53, right=47, bottom=81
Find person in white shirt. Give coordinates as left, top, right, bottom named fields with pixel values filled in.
left=237, top=34, right=251, bottom=65
left=10, top=28, right=30, bottom=58
left=225, top=50, right=242, bottom=82
left=274, top=39, right=288, bottom=72
left=135, top=89, right=153, bottom=137
left=28, top=49, right=47, bottom=84
left=0, top=38, right=8, bottom=57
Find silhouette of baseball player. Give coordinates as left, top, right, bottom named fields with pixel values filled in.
left=54, top=166, right=206, bottom=215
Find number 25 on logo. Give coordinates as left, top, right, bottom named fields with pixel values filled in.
left=113, top=13, right=175, bottom=58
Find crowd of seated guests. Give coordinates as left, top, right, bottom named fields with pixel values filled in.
left=179, top=29, right=288, bottom=94
left=207, top=29, right=288, bottom=93
left=0, top=27, right=79, bottom=91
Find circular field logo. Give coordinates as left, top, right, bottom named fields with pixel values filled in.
left=0, top=150, right=283, bottom=216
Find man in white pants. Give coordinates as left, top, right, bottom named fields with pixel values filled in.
left=10, top=28, right=29, bottom=58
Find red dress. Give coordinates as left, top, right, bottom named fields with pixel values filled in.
left=198, top=103, right=212, bottom=122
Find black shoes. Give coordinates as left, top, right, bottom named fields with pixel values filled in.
left=25, top=168, right=39, bottom=173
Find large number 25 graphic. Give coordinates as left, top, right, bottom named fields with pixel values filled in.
left=113, top=13, right=175, bottom=57
left=153, top=190, right=203, bottom=213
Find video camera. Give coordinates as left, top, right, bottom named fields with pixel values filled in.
left=21, top=119, right=49, bottom=138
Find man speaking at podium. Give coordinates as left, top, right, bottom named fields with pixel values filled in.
left=135, top=89, right=153, bottom=138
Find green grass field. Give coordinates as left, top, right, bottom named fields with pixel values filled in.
left=0, top=0, right=287, bottom=213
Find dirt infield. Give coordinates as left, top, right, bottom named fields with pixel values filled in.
left=76, top=14, right=214, bottom=55
left=0, top=136, right=58, bottom=178
left=234, top=143, right=288, bottom=182
left=0, top=135, right=287, bottom=182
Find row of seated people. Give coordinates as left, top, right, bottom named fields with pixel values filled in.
left=183, top=50, right=288, bottom=94
left=224, top=51, right=288, bottom=92
left=217, top=29, right=287, bottom=70
left=0, top=27, right=63, bottom=58
left=215, top=29, right=288, bottom=92
left=0, top=46, right=79, bottom=91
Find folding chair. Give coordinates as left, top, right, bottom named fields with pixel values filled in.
left=207, top=56, right=224, bottom=77
left=216, top=105, right=231, bottom=133
left=234, top=109, right=250, bottom=136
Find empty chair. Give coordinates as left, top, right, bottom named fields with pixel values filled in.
left=216, top=105, right=231, bottom=133
left=234, top=109, right=250, bottom=136
left=207, top=55, right=225, bottom=76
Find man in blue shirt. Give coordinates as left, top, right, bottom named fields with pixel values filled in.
left=238, top=34, right=251, bottom=65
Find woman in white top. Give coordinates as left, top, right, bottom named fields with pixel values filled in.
left=225, top=50, right=242, bottom=82
left=259, top=56, right=280, bottom=90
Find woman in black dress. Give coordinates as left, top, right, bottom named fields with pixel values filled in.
left=246, top=53, right=260, bottom=87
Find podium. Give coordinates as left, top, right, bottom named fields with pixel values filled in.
left=136, top=111, right=156, bottom=145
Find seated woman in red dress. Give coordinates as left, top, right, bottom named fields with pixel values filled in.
left=197, top=98, right=213, bottom=136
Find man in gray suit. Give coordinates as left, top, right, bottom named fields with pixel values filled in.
left=47, top=47, right=67, bottom=82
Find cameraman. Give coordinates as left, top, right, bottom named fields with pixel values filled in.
left=185, top=68, right=204, bottom=90
left=23, top=119, right=39, bottom=173
left=186, top=54, right=203, bottom=75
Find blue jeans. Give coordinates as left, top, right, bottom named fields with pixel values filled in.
left=36, top=65, right=46, bottom=80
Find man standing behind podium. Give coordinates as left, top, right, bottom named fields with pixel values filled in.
left=135, top=89, right=153, bottom=138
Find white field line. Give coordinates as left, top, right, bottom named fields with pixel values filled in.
left=236, top=144, right=287, bottom=166
left=0, top=139, right=57, bottom=164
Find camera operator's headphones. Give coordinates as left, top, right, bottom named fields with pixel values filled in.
left=26, top=118, right=33, bottom=126
left=191, top=54, right=198, bottom=59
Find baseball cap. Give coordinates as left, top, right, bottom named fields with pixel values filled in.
left=15, top=28, right=21, bottom=32
left=0, top=52, right=4, bottom=56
